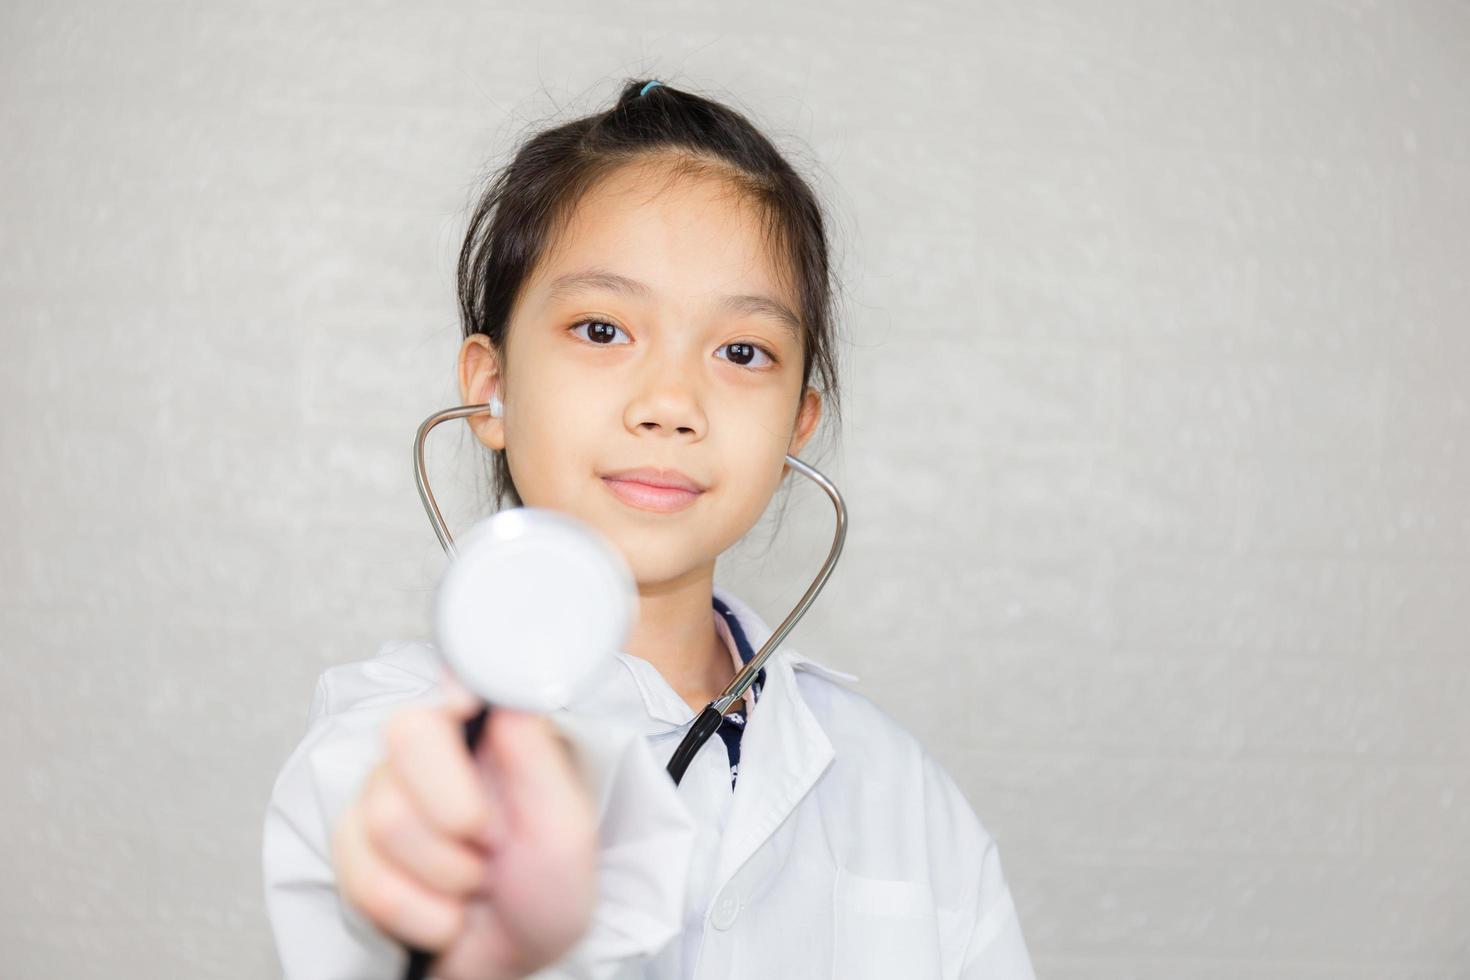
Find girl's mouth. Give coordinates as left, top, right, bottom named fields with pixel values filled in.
left=601, top=477, right=703, bottom=513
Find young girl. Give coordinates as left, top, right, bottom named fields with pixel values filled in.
left=263, top=78, right=1036, bottom=980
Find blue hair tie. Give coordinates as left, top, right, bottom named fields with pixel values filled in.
left=639, top=80, right=664, bottom=97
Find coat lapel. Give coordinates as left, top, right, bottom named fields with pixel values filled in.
left=600, top=585, right=861, bottom=887
left=707, top=586, right=856, bottom=884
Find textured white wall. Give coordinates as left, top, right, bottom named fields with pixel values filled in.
left=3, top=1, right=1467, bottom=977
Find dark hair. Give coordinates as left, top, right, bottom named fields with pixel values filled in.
left=456, top=77, right=845, bottom=521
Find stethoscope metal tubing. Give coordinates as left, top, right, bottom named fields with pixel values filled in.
left=412, top=402, right=846, bottom=773
left=404, top=402, right=846, bottom=978
left=660, top=452, right=845, bottom=783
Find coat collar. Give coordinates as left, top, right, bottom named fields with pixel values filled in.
left=607, top=584, right=859, bottom=731
left=708, top=584, right=860, bottom=686
left=607, top=584, right=860, bottom=883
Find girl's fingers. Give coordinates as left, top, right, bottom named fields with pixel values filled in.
left=332, top=783, right=465, bottom=951
left=384, top=706, right=504, bottom=848
left=360, top=766, right=488, bottom=896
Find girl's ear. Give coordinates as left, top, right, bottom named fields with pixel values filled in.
left=786, top=387, right=823, bottom=459
left=457, top=334, right=506, bottom=451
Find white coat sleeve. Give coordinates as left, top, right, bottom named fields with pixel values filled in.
left=261, top=660, right=437, bottom=980
left=915, top=750, right=1036, bottom=980
left=261, top=644, right=697, bottom=980
left=956, top=837, right=1036, bottom=980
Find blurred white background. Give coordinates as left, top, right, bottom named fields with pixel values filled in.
left=2, top=1, right=1467, bottom=976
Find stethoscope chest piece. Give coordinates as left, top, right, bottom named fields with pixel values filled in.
left=435, top=507, right=638, bottom=713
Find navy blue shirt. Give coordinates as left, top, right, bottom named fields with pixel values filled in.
left=711, top=596, right=766, bottom=790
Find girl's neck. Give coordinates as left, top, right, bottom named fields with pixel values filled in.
left=626, top=567, right=738, bottom=715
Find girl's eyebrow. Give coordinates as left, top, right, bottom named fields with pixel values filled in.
left=545, top=268, right=801, bottom=340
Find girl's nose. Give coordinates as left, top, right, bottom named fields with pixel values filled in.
left=625, top=365, right=707, bottom=439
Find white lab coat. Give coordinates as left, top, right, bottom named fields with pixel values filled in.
left=262, top=585, right=1036, bottom=979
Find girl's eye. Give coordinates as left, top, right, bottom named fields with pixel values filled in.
left=568, top=318, right=630, bottom=345
left=716, top=341, right=777, bottom=370
left=569, top=318, right=776, bottom=371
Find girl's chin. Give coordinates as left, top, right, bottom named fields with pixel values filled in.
left=608, top=539, right=719, bottom=590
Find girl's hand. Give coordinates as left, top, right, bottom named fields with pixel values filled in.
left=330, top=676, right=600, bottom=980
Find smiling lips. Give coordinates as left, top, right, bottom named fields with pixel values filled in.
left=601, top=467, right=706, bottom=513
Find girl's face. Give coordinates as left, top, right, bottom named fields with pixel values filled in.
left=459, top=158, right=822, bottom=589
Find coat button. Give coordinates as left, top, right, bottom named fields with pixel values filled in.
left=709, top=891, right=740, bottom=930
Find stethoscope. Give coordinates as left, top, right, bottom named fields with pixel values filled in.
left=401, top=399, right=847, bottom=980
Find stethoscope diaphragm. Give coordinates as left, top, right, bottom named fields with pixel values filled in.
left=435, top=507, right=638, bottom=713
